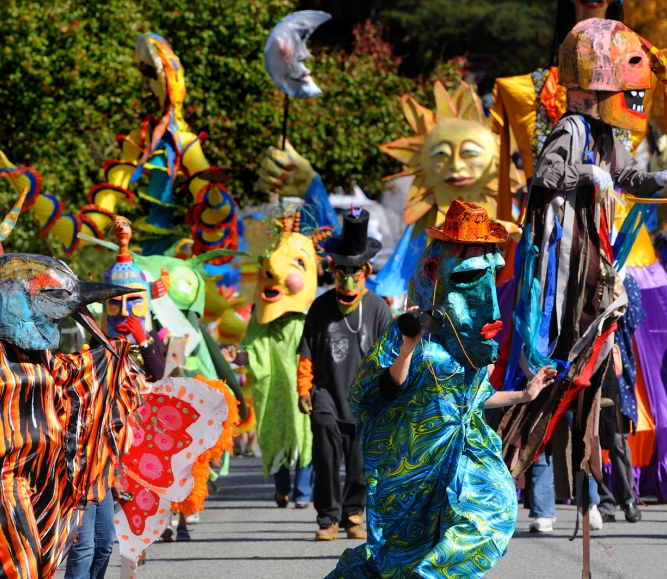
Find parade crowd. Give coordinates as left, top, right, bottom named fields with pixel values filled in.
left=0, top=1, right=667, bottom=579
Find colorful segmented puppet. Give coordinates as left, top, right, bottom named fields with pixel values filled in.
left=496, top=20, right=667, bottom=494
left=0, top=32, right=238, bottom=261
left=368, top=82, right=524, bottom=297
left=326, top=201, right=517, bottom=579
left=0, top=243, right=144, bottom=578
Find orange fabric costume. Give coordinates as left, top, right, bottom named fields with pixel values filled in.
left=0, top=338, right=143, bottom=579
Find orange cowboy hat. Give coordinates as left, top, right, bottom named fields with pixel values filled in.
left=426, top=200, right=509, bottom=244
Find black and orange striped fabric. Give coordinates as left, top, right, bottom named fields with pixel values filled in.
left=0, top=337, right=144, bottom=579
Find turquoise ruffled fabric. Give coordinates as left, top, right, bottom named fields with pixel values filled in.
left=326, top=321, right=517, bottom=579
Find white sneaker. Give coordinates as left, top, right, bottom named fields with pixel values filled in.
left=529, top=517, right=554, bottom=533
left=589, top=505, right=603, bottom=531
left=171, top=514, right=179, bottom=527
left=185, top=512, right=200, bottom=524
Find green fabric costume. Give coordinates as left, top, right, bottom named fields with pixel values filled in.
left=242, top=312, right=313, bottom=477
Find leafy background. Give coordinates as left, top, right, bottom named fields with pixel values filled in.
left=0, top=0, right=664, bottom=277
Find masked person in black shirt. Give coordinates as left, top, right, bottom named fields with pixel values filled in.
left=297, top=207, right=393, bottom=541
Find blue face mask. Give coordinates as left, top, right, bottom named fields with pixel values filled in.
left=408, top=240, right=505, bottom=369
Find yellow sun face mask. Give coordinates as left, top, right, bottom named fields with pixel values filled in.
left=255, top=232, right=318, bottom=325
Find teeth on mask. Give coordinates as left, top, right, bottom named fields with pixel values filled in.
left=631, top=91, right=638, bottom=97
left=639, top=105, right=644, bottom=112
left=632, top=104, right=637, bottom=111
left=639, top=91, right=645, bottom=98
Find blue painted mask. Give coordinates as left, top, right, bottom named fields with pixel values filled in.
left=0, top=254, right=134, bottom=352
left=408, top=240, right=505, bottom=369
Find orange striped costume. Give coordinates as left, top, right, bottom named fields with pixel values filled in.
left=0, top=337, right=143, bottom=579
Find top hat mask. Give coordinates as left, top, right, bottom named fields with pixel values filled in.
left=324, top=207, right=382, bottom=267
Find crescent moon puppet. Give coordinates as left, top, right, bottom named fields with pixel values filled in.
left=264, top=10, right=331, bottom=98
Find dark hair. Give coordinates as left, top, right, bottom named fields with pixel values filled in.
left=550, top=1, right=625, bottom=66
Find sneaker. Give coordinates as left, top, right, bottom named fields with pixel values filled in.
left=294, top=501, right=309, bottom=509
left=529, top=517, right=553, bottom=533
left=345, top=514, right=367, bottom=540
left=621, top=502, right=641, bottom=523
left=176, top=525, right=191, bottom=541
left=589, top=505, right=603, bottom=531
left=315, top=523, right=339, bottom=541
left=171, top=514, right=179, bottom=527
left=185, top=512, right=200, bottom=524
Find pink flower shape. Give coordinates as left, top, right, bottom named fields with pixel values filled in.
left=132, top=427, right=146, bottom=446
left=138, top=453, right=163, bottom=480
left=137, top=403, right=152, bottom=422
left=154, top=431, right=174, bottom=452
left=135, top=488, right=157, bottom=511
left=157, top=405, right=183, bottom=431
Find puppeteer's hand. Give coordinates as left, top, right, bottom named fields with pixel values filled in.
left=221, top=345, right=237, bottom=363
left=258, top=139, right=316, bottom=198
left=655, top=170, right=667, bottom=189
left=591, top=165, right=614, bottom=192
left=115, top=316, right=148, bottom=346
left=298, top=394, right=312, bottom=415
left=522, top=366, right=558, bottom=402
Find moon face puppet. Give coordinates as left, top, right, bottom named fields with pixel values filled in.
left=264, top=10, right=331, bottom=98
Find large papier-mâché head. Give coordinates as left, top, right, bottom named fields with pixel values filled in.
left=255, top=231, right=318, bottom=325
left=408, top=201, right=507, bottom=369
left=135, top=33, right=186, bottom=118
left=408, top=241, right=504, bottom=368
left=559, top=18, right=652, bottom=132
left=0, top=254, right=134, bottom=351
left=381, top=82, right=499, bottom=225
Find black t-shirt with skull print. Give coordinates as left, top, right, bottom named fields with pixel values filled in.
left=298, top=288, right=393, bottom=423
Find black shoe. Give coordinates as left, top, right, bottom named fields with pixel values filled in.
left=274, top=492, right=288, bottom=508
left=601, top=512, right=616, bottom=523
left=621, top=502, right=641, bottom=523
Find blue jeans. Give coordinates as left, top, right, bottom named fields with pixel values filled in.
left=530, top=453, right=600, bottom=518
left=273, top=463, right=313, bottom=503
left=64, top=492, right=115, bottom=579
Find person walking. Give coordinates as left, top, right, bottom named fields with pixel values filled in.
left=297, top=208, right=393, bottom=541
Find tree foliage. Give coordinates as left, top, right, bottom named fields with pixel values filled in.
left=0, top=1, right=464, bottom=277
left=382, top=0, right=556, bottom=76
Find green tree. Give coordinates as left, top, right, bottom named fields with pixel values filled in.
left=383, top=0, right=556, bottom=76
left=0, top=1, right=462, bottom=279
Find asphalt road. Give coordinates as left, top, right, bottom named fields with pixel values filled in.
left=58, top=455, right=667, bottom=579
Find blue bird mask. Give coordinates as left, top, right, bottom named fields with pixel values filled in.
left=0, top=254, right=135, bottom=352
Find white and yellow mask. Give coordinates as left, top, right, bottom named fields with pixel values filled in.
left=255, top=232, right=318, bottom=325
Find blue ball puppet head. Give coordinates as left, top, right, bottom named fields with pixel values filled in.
left=408, top=201, right=508, bottom=370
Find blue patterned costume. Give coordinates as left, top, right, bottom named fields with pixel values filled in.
left=326, top=320, right=517, bottom=579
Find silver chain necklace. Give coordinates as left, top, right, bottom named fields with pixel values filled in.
left=343, top=299, right=363, bottom=334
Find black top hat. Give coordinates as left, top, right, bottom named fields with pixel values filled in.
left=324, top=207, right=382, bottom=267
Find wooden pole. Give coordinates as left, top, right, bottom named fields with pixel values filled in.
left=582, top=509, right=591, bottom=579
left=281, top=93, right=289, bottom=150
left=497, top=102, right=512, bottom=222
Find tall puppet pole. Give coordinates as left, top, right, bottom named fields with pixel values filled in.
left=264, top=10, right=331, bottom=150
